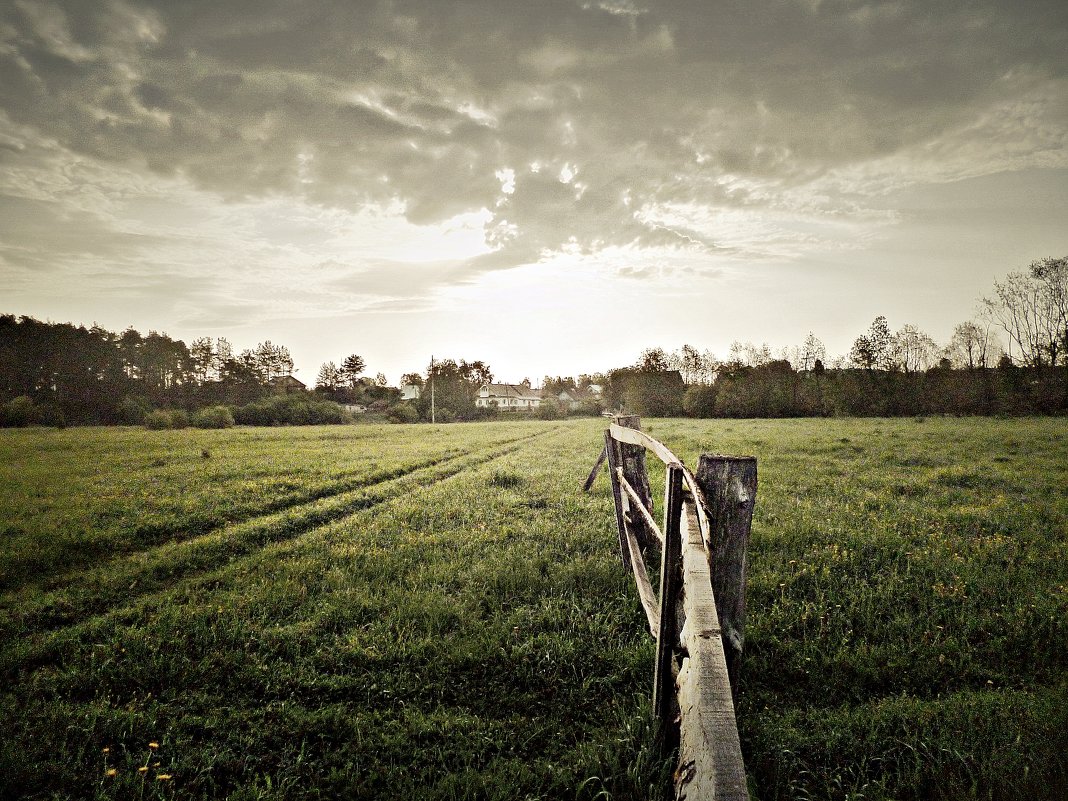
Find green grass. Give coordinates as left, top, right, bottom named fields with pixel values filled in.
left=1, top=418, right=1066, bottom=799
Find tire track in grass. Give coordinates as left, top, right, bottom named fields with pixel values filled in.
left=2, top=431, right=541, bottom=595
left=0, top=431, right=551, bottom=660
left=4, top=429, right=544, bottom=602
left=1, top=426, right=569, bottom=681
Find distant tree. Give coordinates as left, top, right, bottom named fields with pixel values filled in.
left=400, top=372, right=424, bottom=387
left=316, top=361, right=342, bottom=391
left=850, top=316, right=893, bottom=370
left=375, top=372, right=388, bottom=387
left=416, top=357, right=493, bottom=421
left=947, top=320, right=999, bottom=369
left=797, top=333, right=826, bottom=372
left=637, top=347, right=670, bottom=372
left=190, top=337, right=215, bottom=383
left=983, top=258, right=1067, bottom=367
left=891, top=324, right=939, bottom=374
left=577, top=373, right=608, bottom=391
left=341, top=354, right=366, bottom=388
left=675, top=343, right=708, bottom=384
left=541, top=376, right=575, bottom=395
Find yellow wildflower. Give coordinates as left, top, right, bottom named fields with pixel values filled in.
left=105, top=768, right=117, bottom=777
left=138, top=767, right=149, bottom=774
left=157, top=774, right=172, bottom=781
left=148, top=742, right=159, bottom=749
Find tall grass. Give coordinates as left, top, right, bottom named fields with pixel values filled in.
left=0, top=418, right=1065, bottom=799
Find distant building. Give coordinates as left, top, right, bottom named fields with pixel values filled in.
left=477, top=383, right=542, bottom=411
left=268, top=375, right=306, bottom=394
left=341, top=403, right=367, bottom=415
left=400, top=384, right=422, bottom=401
left=556, top=387, right=600, bottom=412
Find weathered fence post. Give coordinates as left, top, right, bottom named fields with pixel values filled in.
left=653, top=463, right=684, bottom=737
left=694, top=454, right=757, bottom=700
left=613, top=415, right=656, bottom=550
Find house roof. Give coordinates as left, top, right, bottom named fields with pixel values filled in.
left=482, top=383, right=540, bottom=401
left=269, top=375, right=306, bottom=388
left=559, top=387, right=596, bottom=402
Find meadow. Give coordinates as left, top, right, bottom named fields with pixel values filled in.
left=1, top=417, right=1065, bottom=800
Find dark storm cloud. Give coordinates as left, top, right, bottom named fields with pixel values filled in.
left=1, top=0, right=1065, bottom=274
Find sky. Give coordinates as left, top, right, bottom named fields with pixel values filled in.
left=1, top=0, right=1066, bottom=385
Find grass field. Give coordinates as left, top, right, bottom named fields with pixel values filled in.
left=1, top=417, right=1066, bottom=800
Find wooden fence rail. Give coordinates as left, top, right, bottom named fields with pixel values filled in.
left=585, top=416, right=757, bottom=801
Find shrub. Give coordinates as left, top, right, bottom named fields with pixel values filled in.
left=169, top=409, right=190, bottom=429
left=232, top=395, right=345, bottom=426
left=35, top=403, right=65, bottom=428
left=387, top=403, right=419, bottom=424
left=117, top=396, right=152, bottom=425
left=537, top=398, right=562, bottom=420
left=1, top=396, right=37, bottom=427
left=193, top=405, right=235, bottom=429
left=143, top=410, right=173, bottom=430
left=683, top=384, right=717, bottom=418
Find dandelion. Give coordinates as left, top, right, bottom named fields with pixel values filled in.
left=148, top=742, right=159, bottom=749
left=157, top=774, right=172, bottom=781
left=102, top=747, right=111, bottom=754
left=138, top=767, right=149, bottom=774
left=105, top=768, right=117, bottom=777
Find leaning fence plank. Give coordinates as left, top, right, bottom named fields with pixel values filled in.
left=583, top=446, right=608, bottom=491
left=653, top=464, right=684, bottom=730
left=675, top=497, right=750, bottom=801
left=618, top=469, right=664, bottom=545
left=619, top=503, right=660, bottom=637
left=695, top=454, right=757, bottom=703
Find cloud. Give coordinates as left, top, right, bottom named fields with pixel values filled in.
left=0, top=0, right=1065, bottom=285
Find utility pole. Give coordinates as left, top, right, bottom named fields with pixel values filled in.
left=430, top=355, right=436, bottom=424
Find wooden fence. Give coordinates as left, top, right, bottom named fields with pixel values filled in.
left=585, top=416, right=756, bottom=801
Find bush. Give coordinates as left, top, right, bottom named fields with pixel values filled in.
left=35, top=403, right=65, bottom=428
left=169, top=409, right=190, bottom=429
left=192, top=406, right=235, bottom=429
left=232, top=395, right=345, bottom=426
left=1, top=396, right=37, bottom=427
left=117, top=396, right=152, bottom=425
left=387, top=403, right=419, bottom=424
left=143, top=410, right=173, bottom=430
left=683, top=384, right=717, bottom=417
left=537, top=398, right=562, bottom=420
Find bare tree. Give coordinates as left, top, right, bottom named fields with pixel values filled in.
left=891, top=324, right=939, bottom=374
left=947, top=319, right=1000, bottom=369
left=984, top=267, right=1053, bottom=366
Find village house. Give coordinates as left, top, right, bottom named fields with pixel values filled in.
left=476, top=383, right=542, bottom=411
left=400, top=384, right=421, bottom=401
left=556, top=386, right=600, bottom=412
left=268, top=375, right=306, bottom=394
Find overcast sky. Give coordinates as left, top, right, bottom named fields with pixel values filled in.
left=2, top=0, right=1066, bottom=383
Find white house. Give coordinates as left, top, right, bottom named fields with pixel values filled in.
left=400, top=384, right=422, bottom=401
left=476, top=383, right=542, bottom=411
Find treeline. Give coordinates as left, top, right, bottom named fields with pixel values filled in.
left=606, top=357, right=1066, bottom=418
left=606, top=257, right=1068, bottom=418
left=3, top=256, right=1064, bottom=425
left=0, top=315, right=347, bottom=427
